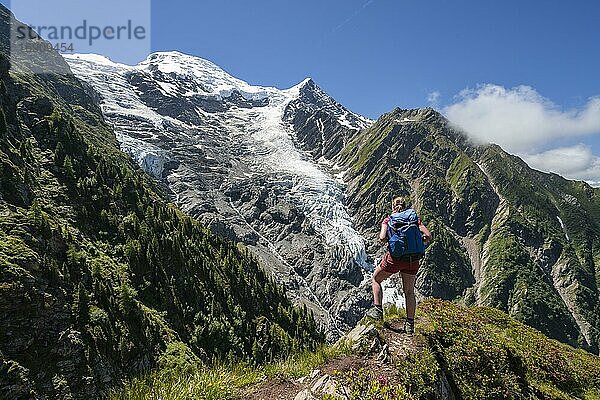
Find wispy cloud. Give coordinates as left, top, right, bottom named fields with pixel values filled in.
left=522, top=144, right=600, bottom=185
left=332, top=0, right=376, bottom=33
left=427, top=91, right=440, bottom=105
left=443, top=84, right=600, bottom=153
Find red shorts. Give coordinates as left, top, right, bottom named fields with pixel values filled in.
left=380, top=252, right=420, bottom=275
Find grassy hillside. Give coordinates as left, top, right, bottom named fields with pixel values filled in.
left=109, top=299, right=600, bottom=400
left=0, top=6, right=322, bottom=399
left=419, top=300, right=600, bottom=400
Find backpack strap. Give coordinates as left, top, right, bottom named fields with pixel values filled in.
left=388, top=217, right=418, bottom=233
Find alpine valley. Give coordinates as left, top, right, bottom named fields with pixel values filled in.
left=64, top=50, right=600, bottom=354
left=2, top=4, right=600, bottom=399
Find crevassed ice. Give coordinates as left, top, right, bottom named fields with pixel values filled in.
left=118, top=134, right=172, bottom=179
left=231, top=82, right=371, bottom=271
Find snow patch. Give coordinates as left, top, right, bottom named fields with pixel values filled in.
left=557, top=216, right=570, bottom=241
left=157, top=81, right=178, bottom=96
left=139, top=52, right=272, bottom=101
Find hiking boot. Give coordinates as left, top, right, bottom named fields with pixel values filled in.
left=365, top=306, right=383, bottom=321
left=403, top=319, right=415, bottom=335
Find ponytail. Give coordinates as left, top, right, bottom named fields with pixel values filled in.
left=391, top=196, right=407, bottom=212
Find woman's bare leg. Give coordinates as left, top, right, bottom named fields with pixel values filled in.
left=401, top=272, right=417, bottom=319
left=372, top=265, right=393, bottom=306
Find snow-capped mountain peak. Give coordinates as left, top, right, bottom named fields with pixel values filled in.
left=138, top=51, right=274, bottom=101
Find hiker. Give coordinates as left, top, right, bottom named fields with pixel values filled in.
left=366, top=196, right=431, bottom=334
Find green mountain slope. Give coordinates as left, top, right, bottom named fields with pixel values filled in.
left=0, top=6, right=321, bottom=399
left=337, top=107, right=600, bottom=353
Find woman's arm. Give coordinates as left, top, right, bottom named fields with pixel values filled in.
left=379, top=219, right=388, bottom=242
left=419, top=223, right=432, bottom=245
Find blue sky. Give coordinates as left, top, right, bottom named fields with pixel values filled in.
left=3, top=0, right=600, bottom=182
left=150, top=0, right=600, bottom=119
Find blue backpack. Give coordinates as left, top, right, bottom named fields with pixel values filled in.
left=387, top=208, right=425, bottom=260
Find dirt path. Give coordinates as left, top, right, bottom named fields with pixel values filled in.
left=244, top=320, right=425, bottom=400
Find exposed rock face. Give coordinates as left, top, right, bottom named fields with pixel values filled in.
left=283, top=78, right=372, bottom=161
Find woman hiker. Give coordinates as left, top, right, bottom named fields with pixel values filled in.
left=366, top=196, right=432, bottom=334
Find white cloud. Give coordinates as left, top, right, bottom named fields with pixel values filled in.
left=427, top=91, right=440, bottom=104
left=522, top=144, right=600, bottom=186
left=443, top=84, right=600, bottom=153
